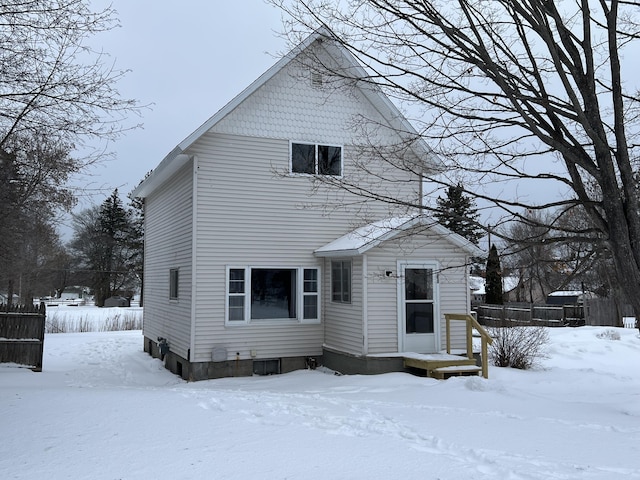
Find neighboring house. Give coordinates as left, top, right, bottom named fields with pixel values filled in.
left=133, top=30, right=483, bottom=380
left=0, top=293, right=19, bottom=305
left=469, top=275, right=519, bottom=305
left=58, top=286, right=89, bottom=305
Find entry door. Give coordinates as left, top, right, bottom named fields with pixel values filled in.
left=400, top=263, right=439, bottom=353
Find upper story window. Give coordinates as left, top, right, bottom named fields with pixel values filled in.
left=291, top=142, right=342, bottom=176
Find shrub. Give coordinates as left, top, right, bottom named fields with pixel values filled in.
left=487, top=325, right=549, bottom=370
left=596, top=329, right=620, bottom=341
left=45, top=310, right=143, bottom=333
left=101, top=313, right=143, bottom=331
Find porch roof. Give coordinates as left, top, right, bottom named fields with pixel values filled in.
left=314, top=214, right=484, bottom=257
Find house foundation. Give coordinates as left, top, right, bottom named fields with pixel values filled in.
left=144, top=336, right=321, bottom=381
left=322, top=346, right=406, bottom=375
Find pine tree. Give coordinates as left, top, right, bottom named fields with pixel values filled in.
left=127, top=189, right=144, bottom=306
left=94, top=190, right=130, bottom=305
left=70, top=189, right=137, bottom=306
left=485, top=244, right=504, bottom=305
left=434, top=183, right=482, bottom=245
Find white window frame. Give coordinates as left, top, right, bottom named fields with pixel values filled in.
left=290, top=141, right=343, bottom=177
left=225, top=266, right=321, bottom=325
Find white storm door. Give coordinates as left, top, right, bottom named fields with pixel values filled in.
left=400, top=263, right=439, bottom=353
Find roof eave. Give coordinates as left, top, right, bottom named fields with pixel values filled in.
left=132, top=150, right=190, bottom=198
left=314, top=248, right=363, bottom=258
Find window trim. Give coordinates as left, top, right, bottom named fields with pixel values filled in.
left=169, top=268, right=179, bottom=301
left=225, top=266, right=321, bottom=325
left=290, top=141, right=343, bottom=177
left=331, top=260, right=352, bottom=304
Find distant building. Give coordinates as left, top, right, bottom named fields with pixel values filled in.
left=58, top=286, right=90, bottom=305
left=546, top=291, right=596, bottom=305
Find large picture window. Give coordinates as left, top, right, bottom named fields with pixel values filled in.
left=291, top=142, right=342, bottom=176
left=227, top=267, right=320, bottom=323
left=331, top=260, right=351, bottom=303
left=251, top=269, right=297, bottom=320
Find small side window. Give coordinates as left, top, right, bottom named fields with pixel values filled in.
left=228, top=268, right=246, bottom=322
left=169, top=268, right=179, bottom=300
left=303, top=268, right=319, bottom=320
left=331, top=261, right=351, bottom=303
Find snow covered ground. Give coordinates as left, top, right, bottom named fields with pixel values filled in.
left=1, top=309, right=639, bottom=479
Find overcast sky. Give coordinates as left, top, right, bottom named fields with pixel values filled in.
left=74, top=1, right=288, bottom=211
left=72, top=0, right=573, bottom=239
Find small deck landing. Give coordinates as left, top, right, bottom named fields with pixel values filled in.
left=403, top=352, right=480, bottom=379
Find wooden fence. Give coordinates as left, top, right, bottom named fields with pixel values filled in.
left=476, top=299, right=635, bottom=328
left=0, top=303, right=46, bottom=371
left=476, top=303, right=583, bottom=327
left=583, top=298, right=634, bottom=327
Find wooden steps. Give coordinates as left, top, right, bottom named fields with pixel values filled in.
left=403, top=353, right=481, bottom=379
left=431, top=364, right=482, bottom=379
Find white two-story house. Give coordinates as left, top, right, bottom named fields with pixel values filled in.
left=133, top=29, right=483, bottom=380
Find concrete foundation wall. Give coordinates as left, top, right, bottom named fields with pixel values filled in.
left=322, top=346, right=405, bottom=375
left=144, top=337, right=321, bottom=381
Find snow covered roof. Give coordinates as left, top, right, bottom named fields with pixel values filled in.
left=548, top=290, right=586, bottom=297
left=469, top=275, right=519, bottom=295
left=133, top=28, right=439, bottom=199
left=315, top=214, right=484, bottom=257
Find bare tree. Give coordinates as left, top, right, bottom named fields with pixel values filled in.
left=0, top=0, right=138, bottom=150
left=69, top=191, right=140, bottom=306
left=272, top=1, right=640, bottom=319
left=503, top=209, right=558, bottom=303
left=0, top=142, right=75, bottom=304
left=0, top=1, right=139, bottom=302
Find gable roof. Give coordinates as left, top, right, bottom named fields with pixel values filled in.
left=133, top=28, right=439, bottom=198
left=314, top=214, right=485, bottom=257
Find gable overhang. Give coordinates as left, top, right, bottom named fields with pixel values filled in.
left=133, top=28, right=443, bottom=199
left=314, top=214, right=484, bottom=258
left=132, top=150, right=191, bottom=198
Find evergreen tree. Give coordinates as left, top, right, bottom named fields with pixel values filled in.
left=435, top=183, right=482, bottom=245
left=70, top=189, right=138, bottom=306
left=127, top=189, right=144, bottom=306
left=485, top=244, right=504, bottom=305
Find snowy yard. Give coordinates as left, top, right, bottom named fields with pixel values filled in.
left=1, top=308, right=639, bottom=479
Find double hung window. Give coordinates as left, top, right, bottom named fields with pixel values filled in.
left=331, top=260, right=351, bottom=303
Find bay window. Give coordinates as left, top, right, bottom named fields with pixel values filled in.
left=226, top=267, right=320, bottom=323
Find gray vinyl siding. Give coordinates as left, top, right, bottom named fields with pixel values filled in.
left=142, top=160, right=193, bottom=359
left=365, top=231, right=472, bottom=354
left=322, top=257, right=364, bottom=355
left=139, top=38, right=433, bottom=365
left=186, top=133, right=378, bottom=362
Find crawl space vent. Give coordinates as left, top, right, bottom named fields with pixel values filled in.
left=253, top=359, right=281, bottom=375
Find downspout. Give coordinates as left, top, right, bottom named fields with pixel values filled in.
left=466, top=256, right=471, bottom=312
left=189, top=155, right=198, bottom=365
left=362, top=253, right=369, bottom=355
